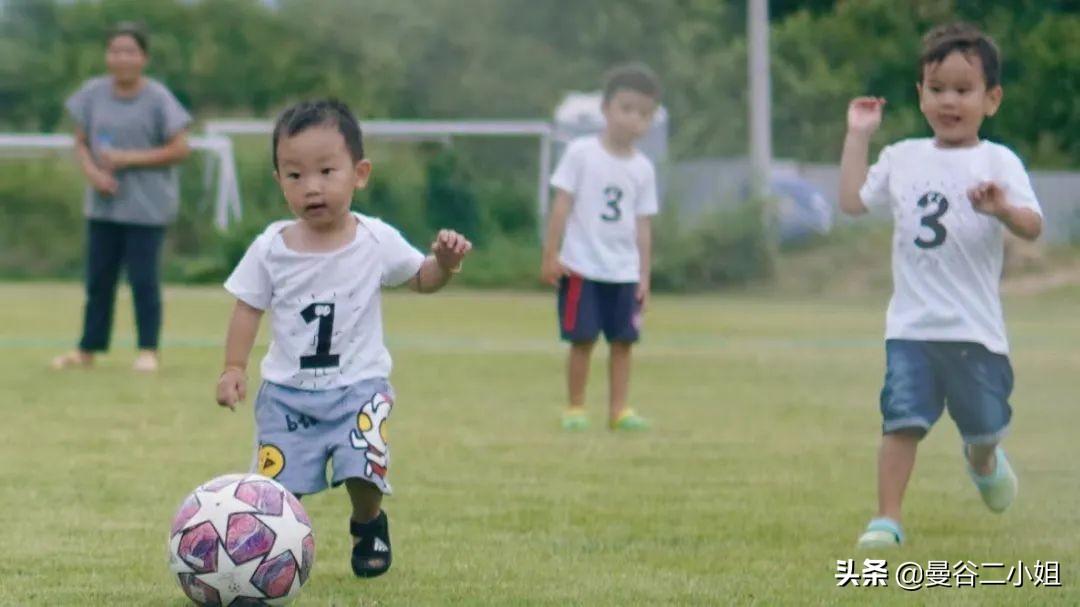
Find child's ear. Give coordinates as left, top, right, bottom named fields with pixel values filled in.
left=984, top=85, right=1003, bottom=117
left=272, top=169, right=282, bottom=188
left=353, top=159, right=373, bottom=189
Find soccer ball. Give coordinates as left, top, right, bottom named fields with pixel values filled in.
left=167, top=473, right=316, bottom=606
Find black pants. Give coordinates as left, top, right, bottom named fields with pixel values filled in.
left=79, top=220, right=166, bottom=352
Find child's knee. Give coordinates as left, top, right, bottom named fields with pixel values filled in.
left=570, top=340, right=597, bottom=352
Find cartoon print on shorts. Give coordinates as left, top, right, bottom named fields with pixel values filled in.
left=349, top=392, right=392, bottom=481
left=257, top=443, right=285, bottom=479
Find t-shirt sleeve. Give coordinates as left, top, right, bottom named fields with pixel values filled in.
left=549, top=140, right=584, bottom=194
left=636, top=160, right=659, bottom=217
left=997, top=148, right=1042, bottom=217
left=378, top=223, right=426, bottom=287
left=224, top=237, right=273, bottom=310
left=859, top=144, right=894, bottom=210
left=64, top=81, right=95, bottom=132
left=156, top=85, right=193, bottom=140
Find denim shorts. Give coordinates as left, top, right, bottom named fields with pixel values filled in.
left=879, top=339, right=1013, bottom=445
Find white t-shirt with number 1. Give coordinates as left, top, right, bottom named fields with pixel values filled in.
left=860, top=138, right=1042, bottom=354
left=550, top=135, right=659, bottom=283
left=224, top=212, right=425, bottom=390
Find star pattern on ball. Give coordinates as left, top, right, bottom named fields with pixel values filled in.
left=257, top=495, right=312, bottom=564
left=194, top=543, right=265, bottom=606
left=185, top=480, right=258, bottom=539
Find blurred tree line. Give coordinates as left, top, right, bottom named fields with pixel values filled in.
left=1, top=0, right=1077, bottom=286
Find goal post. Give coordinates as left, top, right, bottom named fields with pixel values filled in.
left=205, top=119, right=554, bottom=232
left=0, top=132, right=242, bottom=231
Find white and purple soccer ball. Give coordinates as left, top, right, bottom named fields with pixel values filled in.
left=167, top=473, right=315, bottom=606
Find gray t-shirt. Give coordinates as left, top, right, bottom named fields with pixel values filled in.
left=65, top=76, right=192, bottom=226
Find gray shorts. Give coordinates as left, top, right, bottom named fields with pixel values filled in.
left=252, top=378, right=394, bottom=496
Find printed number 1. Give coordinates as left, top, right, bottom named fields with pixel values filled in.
left=300, top=302, right=340, bottom=369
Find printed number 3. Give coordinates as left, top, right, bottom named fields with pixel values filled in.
left=601, top=186, right=623, bottom=222
left=914, top=191, right=949, bottom=249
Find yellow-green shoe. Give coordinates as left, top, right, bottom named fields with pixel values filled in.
left=856, top=517, right=904, bottom=549
left=610, top=409, right=649, bottom=431
left=561, top=408, right=589, bottom=431
left=966, top=445, right=1018, bottom=513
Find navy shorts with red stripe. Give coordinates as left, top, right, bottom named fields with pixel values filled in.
left=557, top=275, right=641, bottom=343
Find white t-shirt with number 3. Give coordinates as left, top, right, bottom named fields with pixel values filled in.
left=860, top=138, right=1042, bottom=354
left=225, top=212, right=425, bottom=390
left=550, top=136, right=659, bottom=283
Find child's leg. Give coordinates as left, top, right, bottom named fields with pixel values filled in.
left=346, top=478, right=383, bottom=530
left=859, top=340, right=943, bottom=547
left=568, top=340, right=596, bottom=408
left=608, top=341, right=632, bottom=420
left=876, top=429, right=921, bottom=522
left=333, top=384, right=395, bottom=577
left=966, top=442, right=997, bottom=476
left=346, top=478, right=391, bottom=577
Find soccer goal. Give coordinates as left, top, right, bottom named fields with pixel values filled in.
left=204, top=119, right=554, bottom=231
left=0, top=132, right=242, bottom=231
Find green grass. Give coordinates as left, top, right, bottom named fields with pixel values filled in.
left=1, top=283, right=1078, bottom=606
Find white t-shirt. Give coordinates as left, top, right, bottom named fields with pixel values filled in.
left=224, top=213, right=425, bottom=390
left=549, top=136, right=659, bottom=282
left=860, top=138, right=1042, bottom=354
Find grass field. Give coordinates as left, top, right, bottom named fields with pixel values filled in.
left=1, top=282, right=1078, bottom=605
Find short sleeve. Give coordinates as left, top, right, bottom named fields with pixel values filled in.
left=64, top=80, right=96, bottom=132
left=859, top=144, right=894, bottom=210
left=376, top=222, right=426, bottom=287
left=549, top=140, right=584, bottom=194
left=224, top=237, right=273, bottom=310
left=155, top=85, right=192, bottom=139
left=997, top=148, right=1042, bottom=217
left=636, top=160, right=659, bottom=216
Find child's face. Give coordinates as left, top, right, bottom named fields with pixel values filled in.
left=105, top=35, right=147, bottom=84
left=917, top=51, right=1002, bottom=147
left=274, top=126, right=371, bottom=230
left=602, top=89, right=658, bottom=145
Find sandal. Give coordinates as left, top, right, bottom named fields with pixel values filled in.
left=350, top=510, right=392, bottom=578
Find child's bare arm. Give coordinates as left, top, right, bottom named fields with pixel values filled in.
left=839, top=97, right=886, bottom=216
left=636, top=215, right=653, bottom=311
left=540, top=189, right=573, bottom=285
left=408, top=229, right=472, bottom=294
left=967, top=182, right=1043, bottom=241
left=216, top=299, right=264, bottom=410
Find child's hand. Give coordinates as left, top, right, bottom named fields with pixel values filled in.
left=540, top=256, right=568, bottom=286
left=847, top=97, right=886, bottom=137
left=89, top=169, right=118, bottom=196
left=635, top=281, right=651, bottom=313
left=216, top=367, right=246, bottom=411
left=431, top=229, right=472, bottom=273
left=968, top=181, right=1009, bottom=218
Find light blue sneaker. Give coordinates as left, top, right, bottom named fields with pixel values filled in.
left=965, top=445, right=1018, bottom=513
left=856, top=517, right=904, bottom=549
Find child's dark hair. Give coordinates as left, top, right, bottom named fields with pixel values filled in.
left=107, top=21, right=149, bottom=53
left=271, top=99, right=365, bottom=170
left=920, top=22, right=1001, bottom=88
left=601, top=63, right=662, bottom=105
